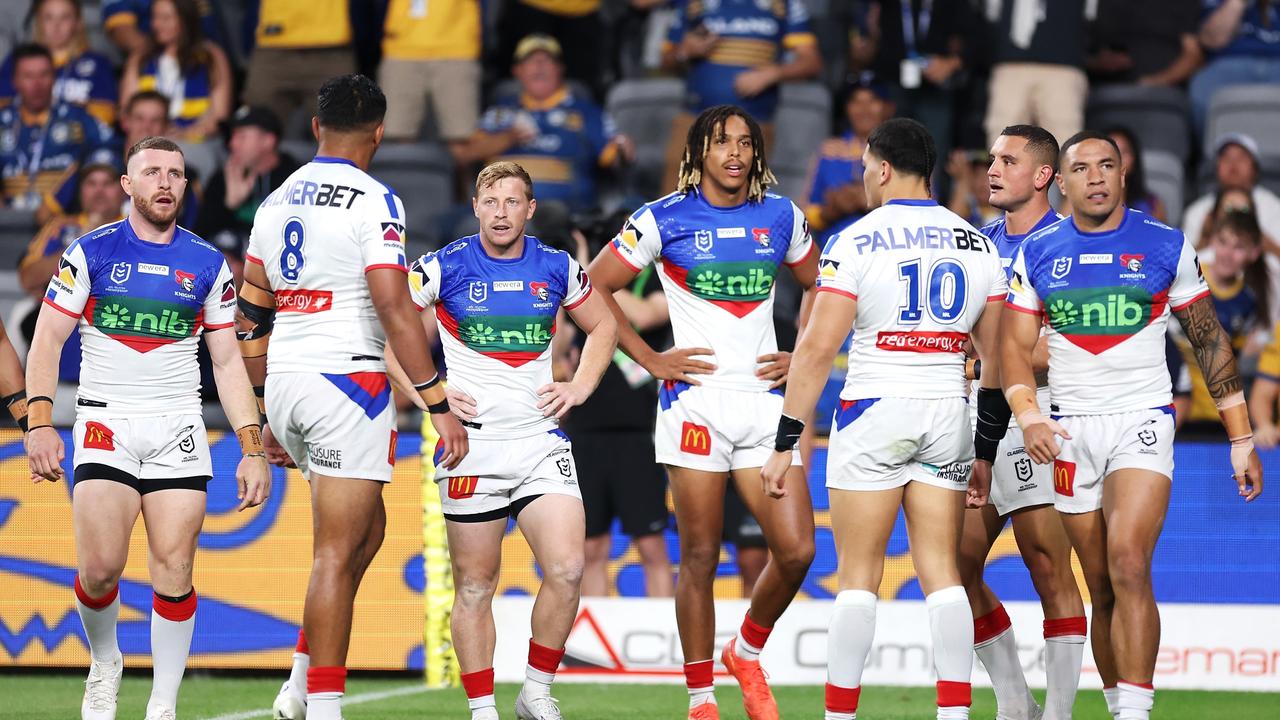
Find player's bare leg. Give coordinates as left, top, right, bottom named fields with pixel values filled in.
left=958, top=504, right=1039, bottom=720
left=1059, top=509, right=1120, bottom=716
left=1100, top=469, right=1170, bottom=719
left=902, top=482, right=977, bottom=719
left=720, top=465, right=815, bottom=720
left=446, top=515, right=507, bottom=720
left=582, top=534, right=611, bottom=596
left=1010, top=506, right=1086, bottom=720
left=139, top=489, right=205, bottom=719
left=72, top=480, right=140, bottom=720
left=825, top=487, right=901, bottom=720
left=303, top=474, right=387, bottom=720
left=635, top=533, right=675, bottom=597
left=667, top=466, right=729, bottom=718
left=515, top=494, right=587, bottom=718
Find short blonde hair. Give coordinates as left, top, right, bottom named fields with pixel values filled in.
left=475, top=161, right=534, bottom=201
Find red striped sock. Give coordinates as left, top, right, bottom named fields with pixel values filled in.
left=973, top=604, right=1012, bottom=645
left=461, top=668, right=495, bottom=700
left=739, top=613, right=772, bottom=652
left=307, top=665, right=347, bottom=695
left=74, top=576, right=118, bottom=610
left=152, top=589, right=197, bottom=622
left=684, top=659, right=714, bottom=690
left=1043, top=615, right=1088, bottom=639
left=825, top=683, right=861, bottom=714
left=937, top=680, right=972, bottom=707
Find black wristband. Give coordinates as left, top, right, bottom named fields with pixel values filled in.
left=253, top=385, right=265, bottom=398
left=28, top=395, right=53, bottom=405
left=427, top=399, right=451, bottom=414
left=25, top=424, right=53, bottom=433
left=774, top=414, right=805, bottom=452
left=414, top=374, right=441, bottom=392
left=17, top=415, right=28, bottom=432
left=971, top=358, right=982, bottom=382
left=974, top=387, right=1013, bottom=463
left=3, top=390, right=24, bottom=407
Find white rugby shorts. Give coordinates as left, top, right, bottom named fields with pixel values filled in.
left=653, top=382, right=800, bottom=472
left=72, top=413, right=211, bottom=492
left=434, top=429, right=581, bottom=521
left=266, top=371, right=398, bottom=483
left=1051, top=407, right=1176, bottom=514
left=827, top=396, right=973, bottom=492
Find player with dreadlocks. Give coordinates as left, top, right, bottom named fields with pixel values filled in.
left=589, top=104, right=819, bottom=720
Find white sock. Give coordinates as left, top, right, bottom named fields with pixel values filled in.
left=1116, top=682, right=1154, bottom=720
left=685, top=659, right=715, bottom=708
left=973, top=615, right=1034, bottom=718
left=688, top=688, right=716, bottom=708
left=75, top=588, right=121, bottom=663
left=523, top=666, right=555, bottom=699
left=307, top=692, right=343, bottom=720
left=937, top=707, right=970, bottom=720
left=1043, top=632, right=1086, bottom=720
left=289, top=651, right=310, bottom=694
left=468, top=694, right=497, bottom=711
left=148, top=591, right=196, bottom=712
left=828, top=590, right=877, bottom=690
left=927, top=587, right=973, bottom=719
left=1103, top=686, right=1120, bottom=718
left=825, top=713, right=856, bottom=720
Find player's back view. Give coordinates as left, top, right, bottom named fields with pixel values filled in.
left=762, top=118, right=1006, bottom=720
left=236, top=75, right=465, bottom=720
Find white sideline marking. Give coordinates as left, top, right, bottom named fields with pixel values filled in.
left=201, top=684, right=431, bottom=720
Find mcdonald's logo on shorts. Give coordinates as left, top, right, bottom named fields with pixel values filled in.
left=448, top=476, right=479, bottom=500
left=680, top=421, right=711, bottom=456
left=83, top=421, right=115, bottom=451
left=1053, top=459, right=1076, bottom=497
left=387, top=430, right=398, bottom=466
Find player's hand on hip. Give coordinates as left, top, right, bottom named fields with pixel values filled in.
left=967, top=459, right=991, bottom=508
left=236, top=454, right=271, bottom=511
left=25, top=426, right=64, bottom=482
left=537, top=381, right=591, bottom=419
left=648, top=347, right=715, bottom=385
left=446, top=387, right=478, bottom=421
left=755, top=352, right=791, bottom=389
left=262, top=423, right=296, bottom=468
left=1233, top=444, right=1263, bottom=502
left=431, top=412, right=469, bottom=470
left=760, top=451, right=791, bottom=499
left=1022, top=418, right=1070, bottom=464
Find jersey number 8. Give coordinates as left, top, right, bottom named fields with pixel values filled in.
left=281, top=217, right=306, bottom=284
left=897, top=258, right=967, bottom=325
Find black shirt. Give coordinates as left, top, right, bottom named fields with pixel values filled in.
left=1090, top=0, right=1201, bottom=82
left=991, top=0, right=1087, bottom=68
left=195, top=152, right=302, bottom=257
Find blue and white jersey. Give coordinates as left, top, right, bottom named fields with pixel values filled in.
left=1007, top=209, right=1210, bottom=415
left=817, top=199, right=1006, bottom=400
left=42, top=218, right=235, bottom=417
left=609, top=188, right=813, bottom=392
left=409, top=235, right=593, bottom=440
left=248, top=156, right=409, bottom=375
left=981, top=209, right=1063, bottom=280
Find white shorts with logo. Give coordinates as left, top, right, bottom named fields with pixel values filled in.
left=72, top=413, right=212, bottom=493
left=1051, top=408, right=1176, bottom=514
left=266, top=371, right=398, bottom=483
left=989, top=424, right=1056, bottom=515
left=827, top=396, right=973, bottom=492
left=434, top=430, right=581, bottom=521
left=653, top=382, right=801, bottom=472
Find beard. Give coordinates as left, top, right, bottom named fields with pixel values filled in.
left=133, top=192, right=180, bottom=227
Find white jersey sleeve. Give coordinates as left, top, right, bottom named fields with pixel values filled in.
left=408, top=253, right=443, bottom=310
left=564, top=256, right=593, bottom=309
left=986, top=257, right=1009, bottom=302
left=44, top=242, right=91, bottom=315
left=1168, top=234, right=1211, bottom=310
left=1006, top=246, right=1041, bottom=316
left=609, top=206, right=663, bottom=271
left=783, top=202, right=815, bottom=266
left=202, top=260, right=237, bottom=330
left=815, top=234, right=859, bottom=300
left=359, top=192, right=409, bottom=273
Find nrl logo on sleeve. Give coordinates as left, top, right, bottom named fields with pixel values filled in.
left=1051, top=257, right=1071, bottom=279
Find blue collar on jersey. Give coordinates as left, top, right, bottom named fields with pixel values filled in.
left=884, top=198, right=937, bottom=207
left=121, top=215, right=179, bottom=248
left=1069, top=205, right=1132, bottom=238
left=312, top=156, right=357, bottom=167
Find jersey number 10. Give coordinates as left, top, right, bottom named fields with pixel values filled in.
left=281, top=217, right=306, bottom=284
left=897, top=258, right=967, bottom=325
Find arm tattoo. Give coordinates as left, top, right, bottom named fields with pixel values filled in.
left=1173, top=297, right=1242, bottom=400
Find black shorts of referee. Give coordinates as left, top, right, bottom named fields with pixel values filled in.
left=574, top=429, right=670, bottom=538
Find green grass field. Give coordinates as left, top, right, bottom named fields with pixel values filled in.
left=3, top=674, right=1278, bottom=719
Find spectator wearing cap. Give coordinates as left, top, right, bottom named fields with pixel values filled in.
left=0, top=0, right=118, bottom=125
left=1088, top=0, right=1204, bottom=88
left=242, top=0, right=354, bottom=133
left=495, top=0, right=607, bottom=98
left=195, top=105, right=301, bottom=283
left=803, top=79, right=894, bottom=244
left=1191, top=1, right=1280, bottom=137
left=101, top=0, right=222, bottom=60
left=660, top=0, right=821, bottom=193
left=377, top=0, right=482, bottom=161
left=0, top=44, right=113, bottom=212
left=119, top=0, right=232, bottom=142
left=459, top=35, right=633, bottom=213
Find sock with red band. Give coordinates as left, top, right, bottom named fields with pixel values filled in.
left=973, top=604, right=1036, bottom=719
left=1103, top=685, right=1120, bottom=718
left=74, top=576, right=121, bottom=664
left=927, top=587, right=973, bottom=720
left=307, top=666, right=347, bottom=720
left=461, top=668, right=496, bottom=713
left=1044, top=616, right=1087, bottom=720
left=827, top=590, right=876, bottom=719
left=684, top=659, right=715, bottom=708
left=288, top=629, right=310, bottom=697
left=524, top=640, right=565, bottom=699
left=1116, top=681, right=1154, bottom=720
left=735, top=612, right=772, bottom=661
left=149, top=589, right=197, bottom=713
left=824, top=683, right=861, bottom=720
left=936, top=681, right=973, bottom=719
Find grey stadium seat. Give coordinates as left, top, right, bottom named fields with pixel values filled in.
left=367, top=141, right=455, bottom=253
left=605, top=78, right=685, bottom=199
left=1204, top=84, right=1280, bottom=161
left=771, top=82, right=832, bottom=202
left=1086, top=85, right=1192, bottom=162
left=1142, top=149, right=1185, bottom=225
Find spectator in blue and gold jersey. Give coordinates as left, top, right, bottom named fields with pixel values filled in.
left=659, top=0, right=821, bottom=194
left=461, top=34, right=633, bottom=212
left=120, top=0, right=232, bottom=142
left=803, top=78, right=893, bottom=244
left=0, top=0, right=117, bottom=126
left=0, top=44, right=112, bottom=211
left=102, top=0, right=222, bottom=60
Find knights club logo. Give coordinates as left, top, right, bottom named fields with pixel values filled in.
left=175, top=269, right=195, bottom=292
left=530, top=281, right=550, bottom=301
left=1120, top=254, right=1144, bottom=272
left=752, top=227, right=770, bottom=246
left=1051, top=257, right=1072, bottom=279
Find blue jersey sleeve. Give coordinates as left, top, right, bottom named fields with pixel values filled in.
left=667, top=0, right=690, bottom=45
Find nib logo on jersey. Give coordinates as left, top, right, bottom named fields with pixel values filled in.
left=663, top=260, right=778, bottom=318
left=84, top=295, right=199, bottom=351
left=1044, top=285, right=1165, bottom=354
left=437, top=309, right=556, bottom=367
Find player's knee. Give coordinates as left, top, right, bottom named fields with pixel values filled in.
left=679, top=541, right=721, bottom=578
left=772, top=536, right=814, bottom=581
left=955, top=547, right=986, bottom=589
left=150, top=552, right=193, bottom=586
left=1107, top=547, right=1152, bottom=594
left=79, top=564, right=123, bottom=597
left=454, top=572, right=498, bottom=609
left=542, top=557, right=585, bottom=592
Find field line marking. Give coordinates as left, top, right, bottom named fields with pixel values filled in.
left=201, top=683, right=432, bottom=720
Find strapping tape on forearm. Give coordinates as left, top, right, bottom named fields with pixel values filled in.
left=26, top=395, right=52, bottom=428
left=414, top=374, right=450, bottom=414
left=774, top=414, right=805, bottom=452
left=236, top=424, right=264, bottom=455
left=236, top=282, right=276, bottom=358
left=974, top=387, right=1012, bottom=462
left=1005, top=383, right=1041, bottom=427
left=1216, top=391, right=1253, bottom=441
left=965, top=358, right=981, bottom=382
left=4, top=390, right=28, bottom=431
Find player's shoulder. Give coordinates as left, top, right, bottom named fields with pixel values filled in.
left=434, top=235, right=476, bottom=268
left=1020, top=216, right=1072, bottom=255
left=1130, top=208, right=1184, bottom=241
left=69, top=218, right=127, bottom=255
left=761, top=191, right=803, bottom=216
left=641, top=190, right=688, bottom=217
left=979, top=215, right=1006, bottom=240
left=174, top=226, right=223, bottom=258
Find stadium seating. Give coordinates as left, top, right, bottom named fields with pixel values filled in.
left=605, top=78, right=685, bottom=199
left=367, top=141, right=456, bottom=253
left=771, top=82, right=832, bottom=202
left=1086, top=85, right=1193, bottom=163
left=1204, top=84, right=1280, bottom=161
left=0, top=207, right=37, bottom=266
left=177, top=139, right=224, bottom=186
left=1143, top=149, right=1186, bottom=225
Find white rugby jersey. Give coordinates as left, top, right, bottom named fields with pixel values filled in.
left=817, top=199, right=1006, bottom=400
left=409, top=236, right=592, bottom=440
left=608, top=189, right=814, bottom=392
left=247, top=157, right=409, bottom=374
left=43, top=219, right=235, bottom=417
